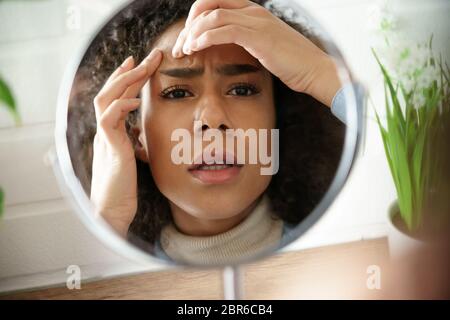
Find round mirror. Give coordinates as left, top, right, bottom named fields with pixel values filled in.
left=54, top=0, right=362, bottom=269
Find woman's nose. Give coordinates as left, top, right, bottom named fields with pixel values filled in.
left=194, top=93, right=232, bottom=132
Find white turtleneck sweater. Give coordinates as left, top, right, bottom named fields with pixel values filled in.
left=157, top=195, right=284, bottom=265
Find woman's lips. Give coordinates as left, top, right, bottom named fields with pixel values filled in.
left=188, top=151, right=243, bottom=184
left=189, top=164, right=242, bottom=184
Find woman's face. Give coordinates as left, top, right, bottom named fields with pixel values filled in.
left=138, top=20, right=276, bottom=224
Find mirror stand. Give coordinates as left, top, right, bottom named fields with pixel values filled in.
left=222, top=265, right=244, bottom=300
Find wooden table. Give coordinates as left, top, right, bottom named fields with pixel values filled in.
left=1, top=238, right=389, bottom=299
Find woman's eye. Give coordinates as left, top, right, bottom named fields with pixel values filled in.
left=227, top=84, right=260, bottom=96
left=160, top=87, right=193, bottom=99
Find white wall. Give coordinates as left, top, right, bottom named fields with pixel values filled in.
left=0, top=0, right=448, bottom=294
left=0, top=0, right=161, bottom=293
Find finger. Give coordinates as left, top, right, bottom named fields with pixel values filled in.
left=172, top=10, right=212, bottom=58
left=173, top=0, right=260, bottom=58
left=172, top=27, right=188, bottom=58
left=94, top=56, right=134, bottom=119
left=185, top=0, right=251, bottom=27
left=98, top=98, right=141, bottom=136
left=121, top=48, right=163, bottom=99
left=181, top=8, right=254, bottom=55
left=94, top=49, right=162, bottom=115
left=94, top=64, right=147, bottom=116
left=173, top=0, right=253, bottom=58
left=187, top=24, right=256, bottom=54
left=105, top=56, right=135, bottom=85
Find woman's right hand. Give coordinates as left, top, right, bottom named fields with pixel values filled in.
left=90, top=49, right=162, bottom=237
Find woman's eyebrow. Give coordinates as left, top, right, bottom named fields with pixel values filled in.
left=159, top=64, right=261, bottom=78
left=217, top=64, right=261, bottom=76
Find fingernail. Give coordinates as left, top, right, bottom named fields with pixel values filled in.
left=172, top=29, right=185, bottom=58
left=183, top=37, right=192, bottom=55
left=145, top=49, right=157, bottom=60
left=151, top=48, right=160, bottom=56
left=172, top=38, right=180, bottom=56
left=142, top=49, right=160, bottom=65
left=189, top=39, right=198, bottom=50
left=121, top=55, right=133, bottom=67
left=172, top=46, right=180, bottom=58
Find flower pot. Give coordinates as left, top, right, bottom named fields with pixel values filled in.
left=387, top=201, right=425, bottom=259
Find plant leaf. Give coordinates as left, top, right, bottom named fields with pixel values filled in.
left=0, top=77, right=20, bottom=125
left=372, top=48, right=406, bottom=135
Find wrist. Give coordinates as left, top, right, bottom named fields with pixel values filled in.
left=304, top=55, right=342, bottom=108
left=110, top=219, right=131, bottom=238
left=94, top=208, right=132, bottom=238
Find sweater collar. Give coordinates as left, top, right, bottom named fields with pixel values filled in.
left=159, top=195, right=283, bottom=265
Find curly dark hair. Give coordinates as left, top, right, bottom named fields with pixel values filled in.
left=67, top=0, right=345, bottom=253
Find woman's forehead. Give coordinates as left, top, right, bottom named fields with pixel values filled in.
left=153, top=19, right=262, bottom=70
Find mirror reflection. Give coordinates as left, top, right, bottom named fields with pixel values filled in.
left=66, top=0, right=351, bottom=266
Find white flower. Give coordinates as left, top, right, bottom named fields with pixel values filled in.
left=384, top=40, right=441, bottom=109
left=366, top=1, right=398, bottom=33
left=412, top=92, right=426, bottom=109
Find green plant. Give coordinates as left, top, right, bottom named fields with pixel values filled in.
left=372, top=37, right=450, bottom=234
left=0, top=75, right=20, bottom=218
left=0, top=77, right=20, bottom=125
left=1, top=0, right=51, bottom=219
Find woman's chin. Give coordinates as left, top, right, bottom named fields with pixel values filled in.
left=182, top=195, right=261, bottom=221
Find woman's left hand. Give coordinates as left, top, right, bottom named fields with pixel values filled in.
left=172, top=0, right=342, bottom=107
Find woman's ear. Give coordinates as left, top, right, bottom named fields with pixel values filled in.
left=130, top=126, right=149, bottom=163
